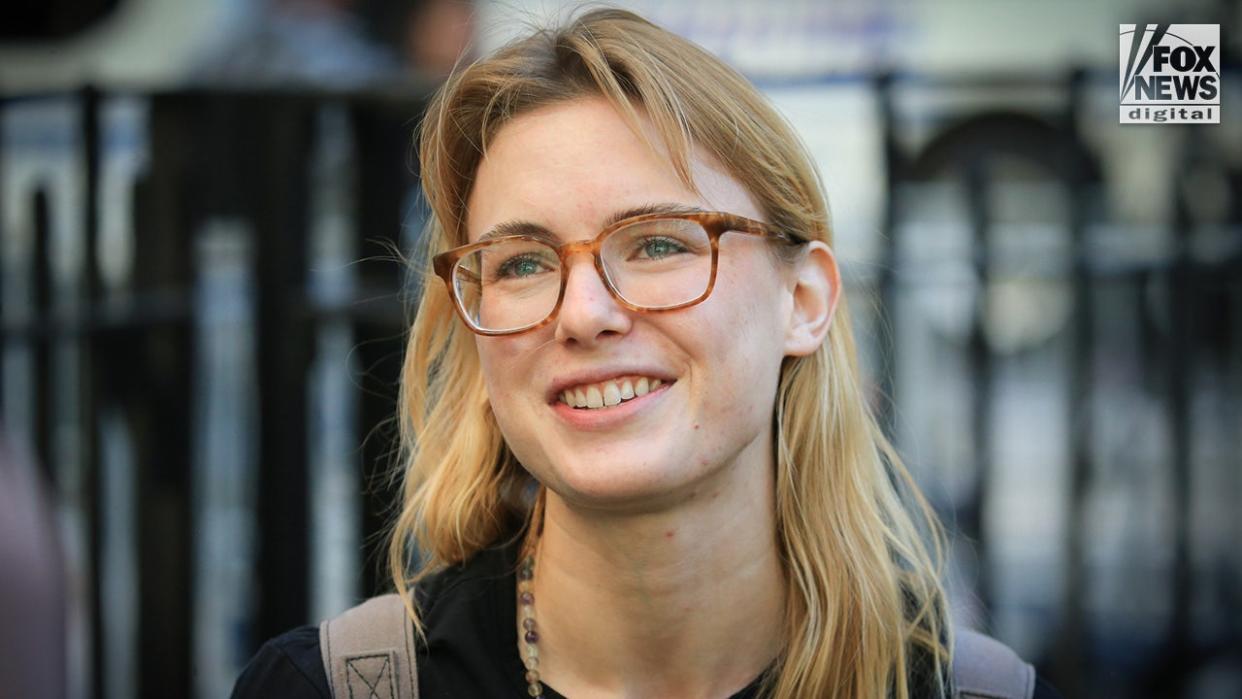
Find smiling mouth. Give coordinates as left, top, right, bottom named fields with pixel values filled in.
left=558, top=375, right=670, bottom=410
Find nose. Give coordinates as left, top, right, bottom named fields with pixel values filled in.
left=553, top=254, right=632, bottom=346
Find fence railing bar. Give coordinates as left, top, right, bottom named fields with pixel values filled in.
left=1052, top=69, right=1092, bottom=696
left=964, top=157, right=995, bottom=622
left=79, top=84, right=107, bottom=699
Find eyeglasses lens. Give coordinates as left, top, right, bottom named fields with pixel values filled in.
left=452, top=218, right=713, bottom=333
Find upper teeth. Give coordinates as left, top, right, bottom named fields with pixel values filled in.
left=560, top=376, right=664, bottom=409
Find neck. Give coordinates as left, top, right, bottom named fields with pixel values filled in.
left=523, top=450, right=787, bottom=699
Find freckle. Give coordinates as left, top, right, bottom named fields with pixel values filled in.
left=693, top=424, right=700, bottom=430
left=665, top=530, right=674, bottom=539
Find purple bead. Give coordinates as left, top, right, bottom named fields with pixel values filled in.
left=525, top=629, right=539, bottom=644
left=523, top=618, right=535, bottom=630
left=519, top=592, right=534, bottom=605
left=518, top=567, right=534, bottom=581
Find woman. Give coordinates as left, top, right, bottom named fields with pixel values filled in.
left=234, top=9, right=1058, bottom=699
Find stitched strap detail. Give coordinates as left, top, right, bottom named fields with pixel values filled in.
left=952, top=629, right=1035, bottom=699
left=320, top=594, right=419, bottom=699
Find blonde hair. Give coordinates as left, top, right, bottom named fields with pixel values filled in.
left=388, top=8, right=951, bottom=698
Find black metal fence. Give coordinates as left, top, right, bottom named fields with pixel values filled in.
left=1, top=73, right=1238, bottom=698
left=2, top=87, right=424, bottom=698
left=873, top=71, right=1241, bottom=697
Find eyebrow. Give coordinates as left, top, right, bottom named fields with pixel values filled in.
left=477, top=202, right=707, bottom=243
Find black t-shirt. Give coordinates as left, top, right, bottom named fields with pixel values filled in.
left=231, top=535, right=1062, bottom=698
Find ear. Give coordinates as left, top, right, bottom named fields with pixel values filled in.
left=784, top=241, right=840, bottom=357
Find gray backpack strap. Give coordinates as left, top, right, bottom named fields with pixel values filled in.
left=952, top=629, right=1035, bottom=699
left=319, top=593, right=419, bottom=699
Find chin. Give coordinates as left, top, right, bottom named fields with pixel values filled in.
left=538, top=451, right=709, bottom=513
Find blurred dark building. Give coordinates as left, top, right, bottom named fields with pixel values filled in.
left=0, top=0, right=122, bottom=41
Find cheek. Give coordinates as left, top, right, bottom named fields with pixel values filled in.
left=475, top=342, right=503, bottom=395
left=475, top=336, right=537, bottom=410
left=475, top=342, right=539, bottom=458
left=695, top=274, right=787, bottom=419
left=712, top=256, right=790, bottom=360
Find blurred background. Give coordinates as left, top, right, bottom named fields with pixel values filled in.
left=0, top=0, right=1238, bottom=697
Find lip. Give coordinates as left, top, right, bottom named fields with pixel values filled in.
left=549, top=379, right=674, bottom=430
left=545, top=367, right=680, bottom=404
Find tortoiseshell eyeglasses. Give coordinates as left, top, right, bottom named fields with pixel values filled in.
left=432, top=211, right=807, bottom=336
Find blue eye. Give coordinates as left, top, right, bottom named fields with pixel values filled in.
left=496, top=254, right=550, bottom=279
left=637, top=236, right=687, bottom=260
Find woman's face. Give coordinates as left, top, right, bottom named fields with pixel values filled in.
left=465, top=97, right=806, bottom=511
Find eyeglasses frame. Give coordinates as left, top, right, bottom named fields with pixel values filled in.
left=432, top=211, right=807, bottom=337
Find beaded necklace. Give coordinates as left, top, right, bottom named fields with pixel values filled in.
left=518, top=552, right=543, bottom=698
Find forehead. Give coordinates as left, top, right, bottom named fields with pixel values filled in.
left=464, top=97, right=762, bottom=244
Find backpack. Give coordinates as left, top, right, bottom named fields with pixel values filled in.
left=319, top=594, right=1035, bottom=699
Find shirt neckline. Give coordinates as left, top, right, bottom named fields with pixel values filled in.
left=478, top=534, right=765, bottom=699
